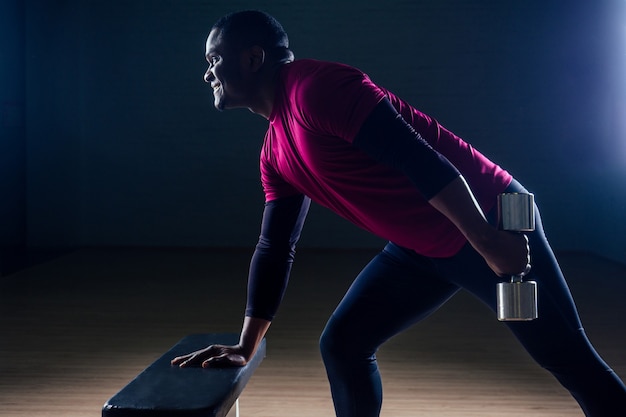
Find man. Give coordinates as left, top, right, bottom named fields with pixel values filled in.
left=172, top=10, right=626, bottom=416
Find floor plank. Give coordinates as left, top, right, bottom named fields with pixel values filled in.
left=1, top=248, right=624, bottom=416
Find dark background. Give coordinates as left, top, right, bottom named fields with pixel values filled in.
left=1, top=0, right=625, bottom=275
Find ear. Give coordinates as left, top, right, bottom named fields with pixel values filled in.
left=247, top=45, right=266, bottom=72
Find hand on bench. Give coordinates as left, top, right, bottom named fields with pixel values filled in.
left=102, top=333, right=266, bottom=417
left=171, top=343, right=248, bottom=368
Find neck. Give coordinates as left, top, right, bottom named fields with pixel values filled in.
left=249, top=60, right=289, bottom=120
left=248, top=86, right=275, bottom=120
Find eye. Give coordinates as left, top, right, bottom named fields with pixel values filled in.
left=208, top=55, right=221, bottom=66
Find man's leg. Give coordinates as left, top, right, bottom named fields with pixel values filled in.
left=504, top=230, right=626, bottom=416
left=434, top=190, right=626, bottom=416
left=320, top=242, right=459, bottom=417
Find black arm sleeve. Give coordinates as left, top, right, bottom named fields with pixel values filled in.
left=245, top=193, right=311, bottom=321
left=353, top=98, right=461, bottom=200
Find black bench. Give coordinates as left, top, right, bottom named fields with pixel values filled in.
left=102, top=333, right=266, bottom=417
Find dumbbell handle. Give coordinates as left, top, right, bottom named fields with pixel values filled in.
left=510, top=264, right=532, bottom=283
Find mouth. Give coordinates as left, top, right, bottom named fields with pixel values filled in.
left=211, top=82, right=221, bottom=93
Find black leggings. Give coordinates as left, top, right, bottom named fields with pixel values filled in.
left=320, top=179, right=626, bottom=416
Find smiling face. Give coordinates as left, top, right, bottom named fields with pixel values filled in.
left=203, top=29, right=249, bottom=111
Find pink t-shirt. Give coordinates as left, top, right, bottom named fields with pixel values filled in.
left=261, top=59, right=512, bottom=258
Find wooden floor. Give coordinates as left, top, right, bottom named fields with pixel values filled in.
left=0, top=247, right=625, bottom=417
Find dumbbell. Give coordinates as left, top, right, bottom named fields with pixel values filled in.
left=496, top=192, right=538, bottom=321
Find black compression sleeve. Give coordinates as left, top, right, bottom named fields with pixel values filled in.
left=246, top=193, right=310, bottom=321
left=353, top=98, right=460, bottom=200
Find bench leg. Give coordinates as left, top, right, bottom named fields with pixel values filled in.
left=225, top=398, right=240, bottom=417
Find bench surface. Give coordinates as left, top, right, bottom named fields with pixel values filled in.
left=102, top=333, right=266, bottom=417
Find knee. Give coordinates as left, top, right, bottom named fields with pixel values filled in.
left=319, top=319, right=345, bottom=363
left=320, top=316, right=378, bottom=369
left=320, top=315, right=366, bottom=364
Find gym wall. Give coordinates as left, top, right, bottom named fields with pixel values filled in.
left=2, top=0, right=625, bottom=265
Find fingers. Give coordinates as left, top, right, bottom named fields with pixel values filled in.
left=170, top=355, right=186, bottom=366
left=511, top=233, right=531, bottom=276
left=171, top=352, right=203, bottom=368
left=202, top=353, right=247, bottom=368
left=514, top=234, right=530, bottom=275
left=485, top=232, right=532, bottom=277
left=171, top=345, right=246, bottom=368
left=171, top=345, right=220, bottom=368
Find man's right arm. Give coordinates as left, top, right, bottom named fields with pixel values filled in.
left=352, top=98, right=529, bottom=277
left=172, top=193, right=310, bottom=368
left=245, top=193, right=311, bottom=321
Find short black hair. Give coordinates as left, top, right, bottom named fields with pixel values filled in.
left=212, top=10, right=290, bottom=52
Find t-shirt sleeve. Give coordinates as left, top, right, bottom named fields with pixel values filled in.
left=291, top=62, right=387, bottom=142
left=260, top=148, right=301, bottom=202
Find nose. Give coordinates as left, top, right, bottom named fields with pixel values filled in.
left=203, top=67, right=214, bottom=83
